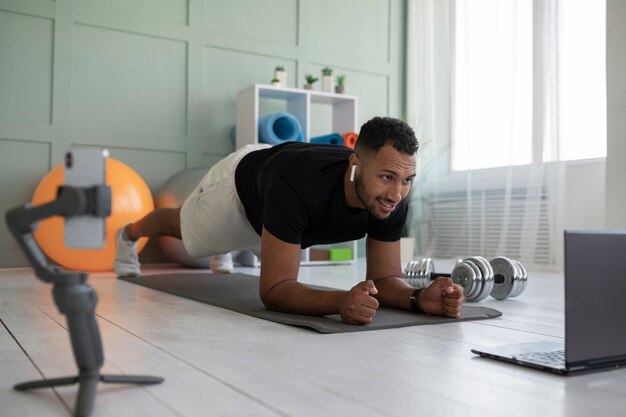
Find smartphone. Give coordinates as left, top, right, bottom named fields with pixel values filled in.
left=64, top=148, right=109, bottom=249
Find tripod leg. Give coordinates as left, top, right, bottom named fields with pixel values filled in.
left=100, top=374, right=164, bottom=385
left=74, top=372, right=99, bottom=417
left=14, top=375, right=79, bottom=391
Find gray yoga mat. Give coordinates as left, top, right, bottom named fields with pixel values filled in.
left=119, top=272, right=502, bottom=333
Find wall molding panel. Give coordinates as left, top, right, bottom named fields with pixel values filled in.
left=0, top=0, right=404, bottom=266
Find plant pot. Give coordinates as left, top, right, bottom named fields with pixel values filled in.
left=322, top=75, right=332, bottom=92
left=304, top=83, right=314, bottom=90
left=400, top=237, right=415, bottom=263
left=335, top=85, right=345, bottom=94
left=275, top=70, right=287, bottom=87
left=272, top=81, right=282, bottom=87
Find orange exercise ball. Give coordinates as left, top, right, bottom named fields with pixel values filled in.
left=31, top=158, right=154, bottom=272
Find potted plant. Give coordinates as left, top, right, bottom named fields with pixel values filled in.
left=271, top=78, right=282, bottom=87
left=335, top=74, right=346, bottom=94
left=321, top=67, right=333, bottom=92
left=304, top=74, right=318, bottom=90
left=274, top=66, right=287, bottom=87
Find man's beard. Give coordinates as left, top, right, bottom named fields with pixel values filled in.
left=355, top=176, right=387, bottom=221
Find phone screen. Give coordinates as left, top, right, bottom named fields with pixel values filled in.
left=64, top=148, right=109, bottom=249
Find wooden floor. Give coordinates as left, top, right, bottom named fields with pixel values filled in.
left=1, top=259, right=625, bottom=417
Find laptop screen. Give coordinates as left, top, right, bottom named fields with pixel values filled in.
left=564, top=230, right=626, bottom=365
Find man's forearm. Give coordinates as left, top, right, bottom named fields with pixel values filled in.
left=261, top=280, right=346, bottom=315
left=372, top=276, right=416, bottom=310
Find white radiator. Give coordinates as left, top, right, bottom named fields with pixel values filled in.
left=419, top=186, right=553, bottom=266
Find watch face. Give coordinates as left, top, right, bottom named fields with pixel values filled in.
left=410, top=289, right=422, bottom=313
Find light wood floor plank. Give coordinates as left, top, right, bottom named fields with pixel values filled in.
left=0, top=319, right=70, bottom=417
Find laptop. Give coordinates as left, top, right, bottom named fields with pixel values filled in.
left=471, top=230, right=626, bottom=375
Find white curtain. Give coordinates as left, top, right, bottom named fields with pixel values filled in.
left=406, top=0, right=569, bottom=270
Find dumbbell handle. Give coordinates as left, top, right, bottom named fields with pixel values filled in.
left=428, top=272, right=451, bottom=280
left=408, top=272, right=451, bottom=287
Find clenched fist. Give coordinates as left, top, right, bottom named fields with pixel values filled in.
left=419, top=277, right=464, bottom=318
left=340, top=280, right=379, bottom=324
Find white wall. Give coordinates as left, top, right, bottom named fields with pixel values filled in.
left=566, top=159, right=606, bottom=230
left=606, top=0, right=626, bottom=228
left=561, top=0, right=625, bottom=244
left=0, top=1, right=405, bottom=267
left=564, top=0, right=625, bottom=233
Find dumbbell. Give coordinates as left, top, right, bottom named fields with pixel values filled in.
left=404, top=256, right=528, bottom=302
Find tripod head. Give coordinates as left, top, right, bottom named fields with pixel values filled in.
left=6, top=184, right=110, bottom=284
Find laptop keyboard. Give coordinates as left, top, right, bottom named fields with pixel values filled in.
left=515, top=350, right=565, bottom=367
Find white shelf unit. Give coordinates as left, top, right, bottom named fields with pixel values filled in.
left=235, top=84, right=359, bottom=265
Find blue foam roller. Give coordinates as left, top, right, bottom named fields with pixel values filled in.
left=231, top=112, right=303, bottom=146
left=310, top=133, right=345, bottom=146
left=258, top=112, right=303, bottom=145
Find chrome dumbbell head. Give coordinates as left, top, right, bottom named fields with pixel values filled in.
left=450, top=260, right=479, bottom=301
left=509, top=259, right=527, bottom=298
left=490, top=256, right=525, bottom=300
left=404, top=258, right=435, bottom=288
left=451, top=256, right=494, bottom=302
left=466, top=256, right=494, bottom=302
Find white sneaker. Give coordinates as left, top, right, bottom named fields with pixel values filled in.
left=114, top=226, right=140, bottom=277
left=210, top=253, right=234, bottom=274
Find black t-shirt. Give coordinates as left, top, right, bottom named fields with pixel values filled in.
left=234, top=142, right=407, bottom=248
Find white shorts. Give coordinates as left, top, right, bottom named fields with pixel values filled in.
left=180, top=144, right=270, bottom=257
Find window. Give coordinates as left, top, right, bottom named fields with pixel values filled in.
left=452, top=0, right=606, bottom=171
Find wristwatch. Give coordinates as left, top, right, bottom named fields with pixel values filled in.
left=409, top=288, right=425, bottom=313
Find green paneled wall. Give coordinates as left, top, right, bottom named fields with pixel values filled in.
left=0, top=0, right=405, bottom=266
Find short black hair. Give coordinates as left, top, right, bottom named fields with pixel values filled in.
left=355, top=116, right=418, bottom=155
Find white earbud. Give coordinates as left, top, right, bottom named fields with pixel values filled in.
left=350, top=164, right=357, bottom=182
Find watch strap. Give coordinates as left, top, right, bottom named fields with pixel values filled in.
left=410, top=288, right=425, bottom=313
